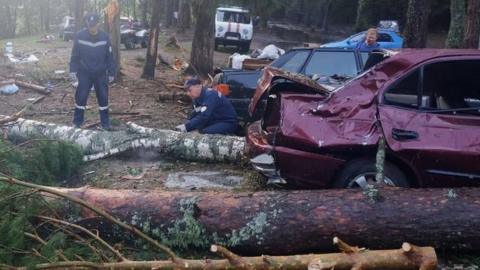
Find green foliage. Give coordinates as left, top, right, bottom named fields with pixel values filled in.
left=0, top=140, right=83, bottom=186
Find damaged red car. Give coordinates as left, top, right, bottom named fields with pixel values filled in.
left=247, top=49, right=480, bottom=188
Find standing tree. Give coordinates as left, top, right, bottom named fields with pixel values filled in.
left=188, top=0, right=215, bottom=78
left=74, top=0, right=86, bottom=34
left=165, top=0, right=176, bottom=27
left=177, top=0, right=191, bottom=33
left=0, top=1, right=19, bottom=39
left=403, top=0, right=432, bottom=48
left=139, top=0, right=149, bottom=27
left=354, top=0, right=375, bottom=31
left=105, top=0, right=121, bottom=77
left=142, top=0, right=162, bottom=79
left=446, top=0, right=465, bottom=48
left=463, top=0, right=480, bottom=48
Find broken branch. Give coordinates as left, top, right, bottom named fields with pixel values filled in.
left=0, top=175, right=180, bottom=262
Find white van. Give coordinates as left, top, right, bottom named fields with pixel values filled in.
left=215, top=7, right=253, bottom=52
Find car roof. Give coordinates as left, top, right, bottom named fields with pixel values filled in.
left=289, top=47, right=358, bottom=52
left=217, top=7, right=249, bottom=13
left=381, top=49, right=480, bottom=67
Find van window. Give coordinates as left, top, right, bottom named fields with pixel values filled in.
left=217, top=11, right=251, bottom=24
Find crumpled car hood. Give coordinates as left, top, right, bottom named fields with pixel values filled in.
left=248, top=66, right=331, bottom=115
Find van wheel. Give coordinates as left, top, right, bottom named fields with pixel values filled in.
left=214, top=40, right=219, bottom=50
left=332, top=158, right=409, bottom=189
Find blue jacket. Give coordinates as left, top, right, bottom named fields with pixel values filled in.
left=356, top=41, right=380, bottom=52
left=186, top=87, right=238, bottom=132
left=69, top=29, right=116, bottom=76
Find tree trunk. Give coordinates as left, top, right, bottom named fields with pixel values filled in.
left=165, top=0, right=176, bottom=27
left=188, top=0, right=215, bottom=78
left=52, top=186, right=480, bottom=255
left=177, top=0, right=191, bottom=33
left=44, top=0, right=50, bottom=32
left=322, top=0, right=331, bottom=32
left=354, top=0, right=374, bottom=31
left=105, top=0, right=121, bottom=76
left=463, top=0, right=480, bottom=48
left=74, top=0, right=86, bottom=34
left=139, top=0, right=149, bottom=27
left=142, top=0, right=162, bottom=79
left=2, top=118, right=245, bottom=163
left=446, top=0, right=465, bottom=48
left=403, top=0, right=432, bottom=48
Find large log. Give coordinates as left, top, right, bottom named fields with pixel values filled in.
left=1, top=118, right=245, bottom=162
left=52, top=186, right=480, bottom=255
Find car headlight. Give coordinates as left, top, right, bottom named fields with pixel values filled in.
left=218, top=26, right=224, bottom=32
left=243, top=29, right=249, bottom=35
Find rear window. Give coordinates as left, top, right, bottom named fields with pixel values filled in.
left=304, top=51, right=358, bottom=78
left=217, top=11, right=250, bottom=24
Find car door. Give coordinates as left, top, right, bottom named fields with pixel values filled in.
left=378, top=59, right=480, bottom=187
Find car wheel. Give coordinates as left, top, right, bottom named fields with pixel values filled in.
left=141, top=38, right=148, bottom=48
left=333, top=158, right=409, bottom=189
left=125, top=38, right=135, bottom=50
left=240, top=42, right=250, bottom=53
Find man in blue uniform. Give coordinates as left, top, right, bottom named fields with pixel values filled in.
left=69, top=13, right=116, bottom=130
left=175, top=78, right=238, bottom=135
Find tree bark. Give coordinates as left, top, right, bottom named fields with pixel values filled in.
left=139, top=0, right=149, bottom=27
left=142, top=0, right=162, bottom=79
left=188, top=0, right=215, bottom=78
left=463, top=0, right=480, bottom=48
left=105, top=0, right=121, bottom=76
left=403, top=0, right=432, bottom=48
left=165, top=0, right=176, bottom=27
left=1, top=118, right=245, bottom=163
left=74, top=0, right=86, bottom=34
left=53, top=186, right=480, bottom=255
left=177, top=0, right=191, bottom=33
left=446, top=0, right=465, bottom=48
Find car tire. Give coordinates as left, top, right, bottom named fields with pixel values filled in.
left=125, top=38, right=135, bottom=50
left=333, top=158, right=409, bottom=189
left=240, top=42, right=250, bottom=53
left=141, top=39, right=148, bottom=48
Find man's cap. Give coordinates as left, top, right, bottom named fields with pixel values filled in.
left=184, top=78, right=202, bottom=89
left=85, top=13, right=100, bottom=27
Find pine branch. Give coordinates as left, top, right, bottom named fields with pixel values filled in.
left=36, top=215, right=127, bottom=262
left=0, top=175, right=180, bottom=262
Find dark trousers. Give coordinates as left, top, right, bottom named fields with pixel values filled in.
left=73, top=72, right=110, bottom=128
left=200, top=121, right=237, bottom=135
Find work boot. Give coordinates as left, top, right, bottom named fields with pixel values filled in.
left=73, top=108, right=85, bottom=128
left=99, top=109, right=110, bottom=130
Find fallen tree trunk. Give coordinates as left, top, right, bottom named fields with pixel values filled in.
left=1, top=118, right=245, bottom=162
left=51, top=186, right=480, bottom=255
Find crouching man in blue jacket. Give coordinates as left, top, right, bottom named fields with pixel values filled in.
left=69, top=13, right=116, bottom=130
left=175, top=78, right=238, bottom=135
